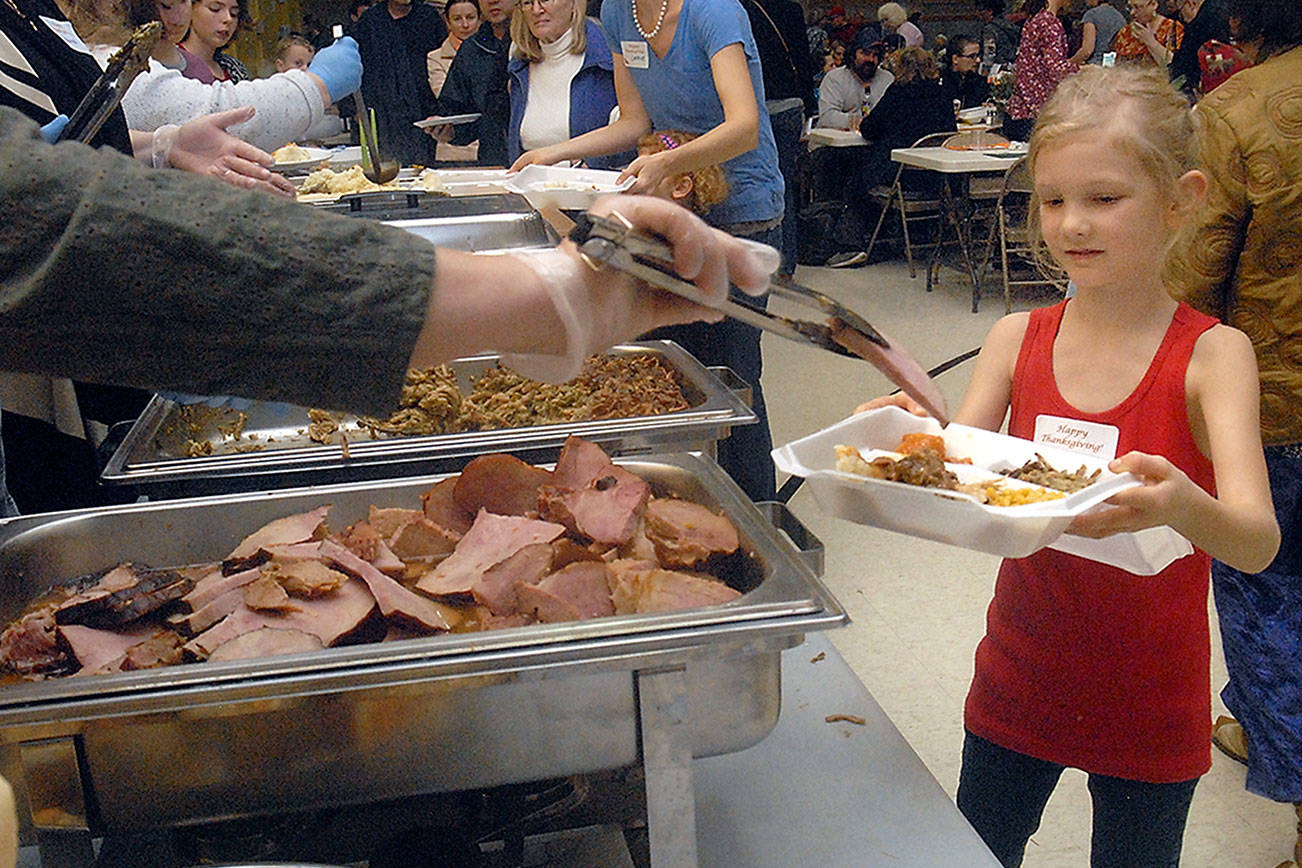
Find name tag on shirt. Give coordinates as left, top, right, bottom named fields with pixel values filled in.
left=621, top=41, right=649, bottom=69
left=1032, top=415, right=1120, bottom=461
left=40, top=17, right=93, bottom=56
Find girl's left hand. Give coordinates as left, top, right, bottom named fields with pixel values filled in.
left=1064, top=451, right=1189, bottom=538
left=619, top=151, right=674, bottom=196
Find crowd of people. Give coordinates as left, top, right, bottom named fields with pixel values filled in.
left=0, top=0, right=1299, bottom=865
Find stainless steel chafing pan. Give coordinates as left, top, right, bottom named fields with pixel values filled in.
left=99, top=341, right=756, bottom=498
left=0, top=452, right=844, bottom=849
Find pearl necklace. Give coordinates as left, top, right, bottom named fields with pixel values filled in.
left=633, top=0, right=670, bottom=40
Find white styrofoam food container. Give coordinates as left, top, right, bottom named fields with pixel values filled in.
left=772, top=407, right=1194, bottom=573
left=503, top=164, right=634, bottom=210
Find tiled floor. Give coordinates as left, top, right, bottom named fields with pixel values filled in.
left=760, top=257, right=1298, bottom=866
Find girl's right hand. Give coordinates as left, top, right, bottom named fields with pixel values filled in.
left=854, top=393, right=929, bottom=416
left=618, top=151, right=675, bottom=196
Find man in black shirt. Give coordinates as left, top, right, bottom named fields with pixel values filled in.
left=1170, top=0, right=1230, bottom=95
left=355, top=0, right=446, bottom=165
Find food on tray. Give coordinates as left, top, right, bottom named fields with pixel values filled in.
left=834, top=444, right=1064, bottom=506
left=0, top=437, right=746, bottom=679
left=272, top=142, right=312, bottom=163
left=1003, top=454, right=1101, bottom=492
left=355, top=352, right=690, bottom=437
left=894, top=432, right=971, bottom=463
left=297, top=165, right=398, bottom=196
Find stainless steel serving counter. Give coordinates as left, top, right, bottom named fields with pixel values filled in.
left=15, top=634, right=996, bottom=867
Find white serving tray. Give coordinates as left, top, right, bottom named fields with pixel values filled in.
left=772, top=407, right=1194, bottom=573
left=503, top=164, right=633, bottom=210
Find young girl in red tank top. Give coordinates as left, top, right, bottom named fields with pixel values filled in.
left=859, top=65, right=1279, bottom=866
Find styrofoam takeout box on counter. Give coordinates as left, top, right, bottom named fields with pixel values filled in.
left=773, top=407, right=1194, bottom=573
left=503, top=164, right=634, bottom=210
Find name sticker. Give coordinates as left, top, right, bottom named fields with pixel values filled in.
left=621, top=41, right=649, bottom=68
left=41, top=17, right=93, bottom=55
left=1032, top=415, right=1120, bottom=461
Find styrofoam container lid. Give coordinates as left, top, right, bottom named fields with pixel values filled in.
left=772, top=407, right=1193, bottom=572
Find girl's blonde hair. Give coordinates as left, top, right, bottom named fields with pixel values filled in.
left=877, top=2, right=908, bottom=28
left=510, top=2, right=588, bottom=63
left=635, top=130, right=730, bottom=215
left=1025, top=65, right=1200, bottom=270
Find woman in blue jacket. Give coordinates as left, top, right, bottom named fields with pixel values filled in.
left=506, top=0, right=630, bottom=169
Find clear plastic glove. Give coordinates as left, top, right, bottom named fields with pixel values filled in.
left=499, top=195, right=777, bottom=383
left=39, top=114, right=69, bottom=144
left=159, top=393, right=297, bottom=416
left=159, top=107, right=295, bottom=197
left=308, top=37, right=362, bottom=103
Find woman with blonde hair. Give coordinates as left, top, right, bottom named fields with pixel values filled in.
left=505, top=0, right=624, bottom=168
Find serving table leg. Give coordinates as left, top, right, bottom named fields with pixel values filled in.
left=636, top=665, right=698, bottom=867
left=19, top=737, right=95, bottom=867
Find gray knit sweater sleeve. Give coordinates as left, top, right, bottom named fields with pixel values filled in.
left=0, top=107, right=438, bottom=416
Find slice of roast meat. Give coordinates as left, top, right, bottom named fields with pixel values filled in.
left=183, top=566, right=260, bottom=612
left=180, top=586, right=245, bottom=635
left=206, top=627, right=325, bottom=663
left=420, top=479, right=474, bottom=536
left=416, top=511, right=566, bottom=600
left=609, top=568, right=741, bottom=615
left=118, top=631, right=185, bottom=671
left=243, top=577, right=298, bottom=613
left=642, top=498, right=740, bottom=568
left=551, top=435, right=615, bottom=489
left=516, top=562, right=615, bottom=624
left=59, top=623, right=158, bottom=674
left=226, top=505, right=331, bottom=561
left=538, top=465, right=650, bottom=546
left=337, top=522, right=407, bottom=575
left=453, top=454, right=553, bottom=517
left=470, top=542, right=553, bottom=616
left=388, top=516, right=459, bottom=562
left=261, top=555, right=349, bottom=598
left=184, top=577, right=377, bottom=659
left=551, top=538, right=605, bottom=570
left=55, top=565, right=194, bottom=629
left=0, top=607, right=71, bottom=675
left=318, top=540, right=461, bottom=632
left=367, top=507, right=424, bottom=539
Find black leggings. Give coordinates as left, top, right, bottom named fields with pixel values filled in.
left=956, top=730, right=1199, bottom=868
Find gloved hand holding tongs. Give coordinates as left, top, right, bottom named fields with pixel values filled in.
left=568, top=211, right=950, bottom=425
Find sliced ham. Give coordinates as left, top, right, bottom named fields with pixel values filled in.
left=420, top=478, right=474, bottom=536
left=416, top=511, right=566, bottom=599
left=181, top=586, right=245, bottom=635
left=539, top=466, right=650, bottom=546
left=516, top=562, right=615, bottom=624
left=609, top=568, right=740, bottom=615
left=550, top=435, right=616, bottom=489
left=318, top=540, right=460, bottom=632
left=55, top=565, right=193, bottom=629
left=207, top=628, right=325, bottom=662
left=261, top=554, right=349, bottom=598
left=118, top=631, right=185, bottom=671
left=551, top=538, right=605, bottom=569
left=183, top=566, right=260, bottom=612
left=388, top=516, right=459, bottom=562
left=643, top=498, right=739, bottom=568
left=59, top=622, right=158, bottom=673
left=0, top=608, right=69, bottom=675
left=243, top=577, right=298, bottom=612
left=453, top=454, right=552, bottom=517
left=470, top=542, right=553, bottom=616
left=338, top=521, right=407, bottom=574
left=226, top=505, right=331, bottom=560
left=184, top=577, right=377, bottom=658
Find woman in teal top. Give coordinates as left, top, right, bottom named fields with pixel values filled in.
left=510, top=0, right=784, bottom=501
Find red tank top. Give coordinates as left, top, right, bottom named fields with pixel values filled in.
left=964, top=300, right=1218, bottom=783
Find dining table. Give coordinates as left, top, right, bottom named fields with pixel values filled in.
left=890, top=143, right=1027, bottom=312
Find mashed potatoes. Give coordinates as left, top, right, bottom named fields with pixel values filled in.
left=297, top=165, right=398, bottom=197
left=272, top=142, right=312, bottom=163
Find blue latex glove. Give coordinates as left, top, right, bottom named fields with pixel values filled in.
left=308, top=37, right=362, bottom=103
left=40, top=114, right=69, bottom=144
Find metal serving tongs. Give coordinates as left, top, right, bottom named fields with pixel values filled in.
left=569, top=211, right=950, bottom=425
left=57, top=21, right=162, bottom=144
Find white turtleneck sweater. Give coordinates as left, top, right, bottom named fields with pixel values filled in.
left=518, top=27, right=585, bottom=152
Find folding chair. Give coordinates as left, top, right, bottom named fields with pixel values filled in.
left=977, top=156, right=1070, bottom=314
left=864, top=131, right=952, bottom=278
